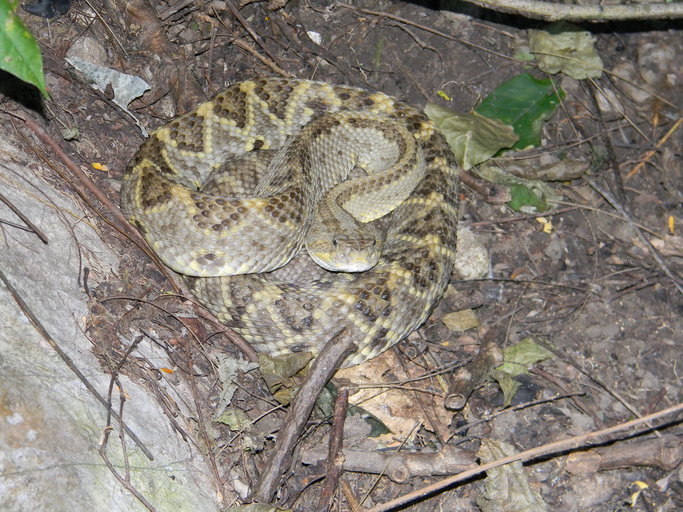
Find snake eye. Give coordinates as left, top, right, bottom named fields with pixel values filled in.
left=332, top=238, right=338, bottom=247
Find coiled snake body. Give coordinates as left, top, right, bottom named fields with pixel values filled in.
left=121, top=78, right=459, bottom=366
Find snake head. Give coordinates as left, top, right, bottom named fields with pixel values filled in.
left=305, top=230, right=385, bottom=273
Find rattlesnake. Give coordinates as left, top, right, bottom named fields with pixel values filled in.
left=121, top=78, right=459, bottom=366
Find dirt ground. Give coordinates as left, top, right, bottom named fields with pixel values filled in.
left=4, top=0, right=682, bottom=511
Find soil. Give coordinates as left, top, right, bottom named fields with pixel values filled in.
left=4, top=1, right=682, bottom=511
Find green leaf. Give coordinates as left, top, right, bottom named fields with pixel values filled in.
left=475, top=73, right=564, bottom=150
left=475, top=164, right=563, bottom=214
left=529, top=22, right=603, bottom=80
left=513, top=51, right=536, bottom=63
left=490, top=338, right=553, bottom=406
left=0, top=0, right=48, bottom=96
left=425, top=103, right=518, bottom=170
left=507, top=183, right=547, bottom=212
left=499, top=338, right=553, bottom=373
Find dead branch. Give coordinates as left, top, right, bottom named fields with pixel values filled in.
left=566, top=434, right=682, bottom=474
left=318, top=387, right=350, bottom=511
left=302, top=445, right=477, bottom=483
left=458, top=0, right=683, bottom=22
left=364, top=403, right=683, bottom=512
left=253, top=329, right=357, bottom=503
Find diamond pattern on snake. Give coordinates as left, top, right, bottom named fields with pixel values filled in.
left=121, top=78, right=459, bottom=366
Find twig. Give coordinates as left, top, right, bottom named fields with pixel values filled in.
left=105, top=293, right=259, bottom=366
left=451, top=392, right=587, bottom=436
left=158, top=0, right=195, bottom=21
left=587, top=77, right=648, bottom=142
left=126, top=0, right=206, bottom=111
left=626, top=117, right=682, bottom=179
left=233, top=38, right=292, bottom=77
left=458, top=0, right=683, bottom=22
left=7, top=109, right=189, bottom=296
left=225, top=0, right=280, bottom=64
left=364, top=403, right=683, bottom=512
left=396, top=349, right=450, bottom=444
left=0, top=191, right=48, bottom=244
left=340, top=479, right=361, bottom=511
left=585, top=178, right=683, bottom=294
left=585, top=80, right=627, bottom=204
left=188, top=345, right=228, bottom=505
left=551, top=199, right=662, bottom=238
left=459, top=170, right=511, bottom=204
left=253, top=329, right=357, bottom=503
left=530, top=368, right=604, bottom=428
left=337, top=3, right=518, bottom=64
left=100, top=425, right=159, bottom=512
left=301, top=444, right=477, bottom=483
left=467, top=206, right=578, bottom=227
left=9, top=112, right=128, bottom=232
left=358, top=421, right=423, bottom=508
left=0, top=268, right=155, bottom=461
left=566, top=434, right=681, bottom=473
left=318, top=387, right=350, bottom=512
left=82, top=0, right=128, bottom=54
left=270, top=14, right=357, bottom=81
left=99, top=351, right=159, bottom=511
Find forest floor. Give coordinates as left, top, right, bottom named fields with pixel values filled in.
left=4, top=1, right=682, bottom=511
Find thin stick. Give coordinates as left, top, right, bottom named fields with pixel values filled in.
left=336, top=3, right=518, bottom=64
left=225, top=0, right=279, bottom=64
left=318, top=387, right=350, bottom=511
left=9, top=112, right=130, bottom=234
left=233, top=38, right=292, bottom=77
left=468, top=206, right=578, bottom=228
left=626, top=117, right=682, bottom=179
left=585, top=178, right=683, bottom=294
left=0, top=191, right=48, bottom=243
left=253, top=329, right=357, bottom=503
left=364, top=403, right=683, bottom=512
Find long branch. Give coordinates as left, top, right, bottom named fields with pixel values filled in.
left=460, top=0, right=683, bottom=22
left=365, top=402, right=683, bottom=512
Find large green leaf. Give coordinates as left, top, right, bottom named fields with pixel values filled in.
left=475, top=73, right=564, bottom=150
left=0, top=0, right=48, bottom=96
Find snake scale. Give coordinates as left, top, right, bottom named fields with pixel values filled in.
left=121, top=78, right=459, bottom=366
